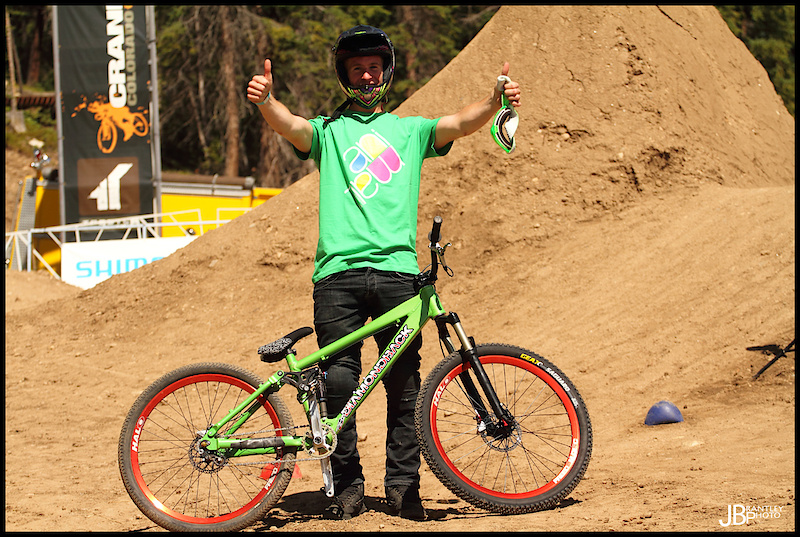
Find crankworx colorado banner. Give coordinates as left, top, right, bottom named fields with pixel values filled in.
left=55, top=5, right=154, bottom=224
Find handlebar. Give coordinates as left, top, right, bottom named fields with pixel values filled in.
left=429, top=215, right=443, bottom=244
left=428, top=216, right=442, bottom=281
left=414, top=216, right=452, bottom=292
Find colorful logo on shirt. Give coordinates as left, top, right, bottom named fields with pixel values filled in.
left=343, top=130, right=405, bottom=205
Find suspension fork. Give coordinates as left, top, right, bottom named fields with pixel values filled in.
left=435, top=313, right=514, bottom=432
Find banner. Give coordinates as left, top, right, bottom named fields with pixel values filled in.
left=55, top=5, right=154, bottom=225
left=61, top=236, right=197, bottom=289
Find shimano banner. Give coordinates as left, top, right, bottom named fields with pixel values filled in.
left=54, top=5, right=154, bottom=225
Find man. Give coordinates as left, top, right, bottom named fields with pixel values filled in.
left=247, top=25, right=521, bottom=520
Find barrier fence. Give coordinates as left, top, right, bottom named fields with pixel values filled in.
left=5, top=208, right=249, bottom=286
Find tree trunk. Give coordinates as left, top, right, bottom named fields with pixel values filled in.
left=400, top=5, right=419, bottom=98
left=25, top=6, right=44, bottom=86
left=256, top=28, right=273, bottom=187
left=191, top=8, right=208, bottom=156
left=220, top=6, right=240, bottom=177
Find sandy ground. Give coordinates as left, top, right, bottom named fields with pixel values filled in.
left=5, top=5, right=795, bottom=533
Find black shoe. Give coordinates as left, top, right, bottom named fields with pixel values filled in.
left=323, top=482, right=366, bottom=520
left=385, top=484, right=426, bottom=521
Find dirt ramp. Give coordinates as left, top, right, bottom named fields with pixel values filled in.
left=403, top=5, right=793, bottom=190
left=395, top=5, right=795, bottom=290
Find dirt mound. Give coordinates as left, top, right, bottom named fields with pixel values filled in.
left=4, top=5, right=794, bottom=532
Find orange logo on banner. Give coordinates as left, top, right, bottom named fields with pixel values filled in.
left=73, top=95, right=149, bottom=154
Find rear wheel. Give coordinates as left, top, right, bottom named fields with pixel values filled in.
left=416, top=344, right=592, bottom=513
left=118, top=362, right=295, bottom=532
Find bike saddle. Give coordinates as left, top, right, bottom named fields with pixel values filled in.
left=259, top=327, right=314, bottom=362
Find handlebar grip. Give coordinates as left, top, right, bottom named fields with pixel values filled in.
left=429, top=216, right=443, bottom=244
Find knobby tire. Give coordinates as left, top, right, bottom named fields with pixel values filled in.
left=118, top=362, right=295, bottom=532
left=416, top=344, right=592, bottom=514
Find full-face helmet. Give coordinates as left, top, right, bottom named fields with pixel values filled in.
left=332, top=25, right=395, bottom=109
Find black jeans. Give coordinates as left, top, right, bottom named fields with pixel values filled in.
left=313, top=267, right=422, bottom=494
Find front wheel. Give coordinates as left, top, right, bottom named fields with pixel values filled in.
left=416, top=344, right=592, bottom=514
left=118, top=362, right=295, bottom=532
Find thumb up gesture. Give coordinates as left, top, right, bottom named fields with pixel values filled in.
left=247, top=59, right=274, bottom=105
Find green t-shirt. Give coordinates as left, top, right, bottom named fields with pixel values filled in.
left=295, top=111, right=452, bottom=283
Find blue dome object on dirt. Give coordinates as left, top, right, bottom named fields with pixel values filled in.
left=645, top=400, right=684, bottom=425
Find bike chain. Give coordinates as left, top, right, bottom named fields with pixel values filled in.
left=223, top=422, right=338, bottom=466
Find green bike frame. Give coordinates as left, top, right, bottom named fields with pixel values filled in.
left=198, top=283, right=446, bottom=457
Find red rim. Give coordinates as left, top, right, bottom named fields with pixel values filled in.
left=429, top=355, right=581, bottom=499
left=129, top=373, right=280, bottom=524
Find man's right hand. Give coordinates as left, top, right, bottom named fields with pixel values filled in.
left=247, top=58, right=313, bottom=154
left=247, top=59, right=274, bottom=105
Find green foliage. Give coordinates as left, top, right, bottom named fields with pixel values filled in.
left=4, top=105, right=57, bottom=155
left=717, top=5, right=795, bottom=116
left=4, top=6, right=54, bottom=91
left=5, top=6, right=57, bottom=155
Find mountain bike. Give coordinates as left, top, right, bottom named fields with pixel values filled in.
left=118, top=216, right=593, bottom=532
